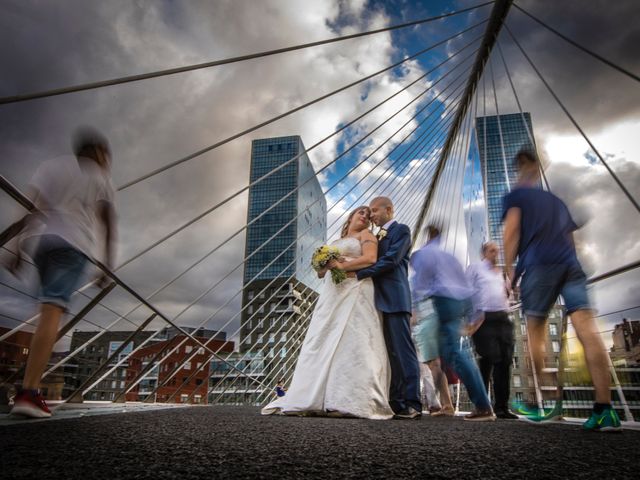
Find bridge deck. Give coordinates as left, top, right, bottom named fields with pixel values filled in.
left=1, top=406, right=637, bottom=479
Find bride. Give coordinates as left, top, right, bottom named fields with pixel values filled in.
left=261, top=206, right=393, bottom=420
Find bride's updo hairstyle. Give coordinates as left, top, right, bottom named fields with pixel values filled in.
left=340, top=205, right=371, bottom=238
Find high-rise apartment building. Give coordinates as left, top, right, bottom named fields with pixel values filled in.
left=239, top=136, right=326, bottom=402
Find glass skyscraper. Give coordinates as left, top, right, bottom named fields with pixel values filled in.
left=475, top=112, right=535, bottom=262
left=238, top=136, right=326, bottom=402
left=243, top=136, right=326, bottom=287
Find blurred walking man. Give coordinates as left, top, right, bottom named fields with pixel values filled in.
left=503, top=149, right=620, bottom=431
left=411, top=225, right=494, bottom=421
left=9, top=128, right=117, bottom=418
left=466, top=242, right=517, bottom=419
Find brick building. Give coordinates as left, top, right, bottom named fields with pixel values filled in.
left=125, top=335, right=234, bottom=404
left=0, top=327, right=65, bottom=401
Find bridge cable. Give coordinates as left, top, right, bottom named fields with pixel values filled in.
left=504, top=22, right=640, bottom=216
left=0, top=2, right=494, bottom=106
left=512, top=3, right=640, bottom=84
left=117, top=20, right=489, bottom=191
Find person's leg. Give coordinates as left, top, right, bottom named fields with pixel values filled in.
left=472, top=321, right=496, bottom=395
left=428, top=358, right=453, bottom=410
left=560, top=265, right=611, bottom=405
left=382, top=315, right=404, bottom=413
left=520, top=265, right=564, bottom=397
left=385, top=312, right=422, bottom=412
left=14, top=239, right=87, bottom=417
left=478, top=358, right=493, bottom=395
left=421, top=363, right=441, bottom=410
left=526, top=316, right=549, bottom=384
left=570, top=309, right=610, bottom=404
left=22, top=303, right=64, bottom=389
left=435, top=297, right=491, bottom=411
left=493, top=316, right=515, bottom=412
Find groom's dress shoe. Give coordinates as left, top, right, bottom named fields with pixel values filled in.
left=495, top=409, right=519, bottom=420
left=394, top=407, right=421, bottom=420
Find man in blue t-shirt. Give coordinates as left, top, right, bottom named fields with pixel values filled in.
left=502, top=150, right=621, bottom=432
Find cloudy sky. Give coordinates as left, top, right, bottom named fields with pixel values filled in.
left=0, top=0, right=638, bottom=352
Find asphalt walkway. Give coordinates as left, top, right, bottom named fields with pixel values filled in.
left=1, top=406, right=637, bottom=479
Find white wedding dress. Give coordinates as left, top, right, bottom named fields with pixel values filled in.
left=261, top=237, right=393, bottom=420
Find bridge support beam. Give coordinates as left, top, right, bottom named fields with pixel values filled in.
left=412, top=0, right=514, bottom=245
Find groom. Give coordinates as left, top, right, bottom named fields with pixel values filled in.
left=357, top=196, right=422, bottom=419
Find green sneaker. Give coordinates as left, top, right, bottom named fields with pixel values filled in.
left=512, top=401, right=563, bottom=423
left=583, top=408, right=622, bottom=432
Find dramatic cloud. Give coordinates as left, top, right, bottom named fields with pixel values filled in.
left=0, top=0, right=448, bottom=348
left=0, top=0, right=637, bottom=353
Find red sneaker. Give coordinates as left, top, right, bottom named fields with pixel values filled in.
left=11, top=390, right=52, bottom=418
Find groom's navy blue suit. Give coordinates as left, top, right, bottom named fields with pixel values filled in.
left=357, top=220, right=422, bottom=413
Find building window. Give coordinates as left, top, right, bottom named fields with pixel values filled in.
left=515, top=392, right=524, bottom=402
left=185, top=345, right=193, bottom=354
left=552, top=341, right=560, bottom=353
left=183, top=361, right=191, bottom=370
left=269, top=333, right=275, bottom=344
left=513, top=356, right=519, bottom=369
left=245, top=335, right=252, bottom=345
left=22, top=348, right=29, bottom=355
left=520, top=323, right=527, bottom=336
left=513, top=375, right=522, bottom=387
left=111, top=380, right=117, bottom=389
left=280, top=347, right=287, bottom=358
left=549, top=323, right=558, bottom=336
left=257, top=334, right=264, bottom=344
left=248, top=305, right=254, bottom=314
left=248, top=291, right=254, bottom=300
left=281, top=332, right=287, bottom=343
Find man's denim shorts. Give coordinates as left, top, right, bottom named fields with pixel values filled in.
left=520, top=263, right=591, bottom=318
left=33, top=235, right=88, bottom=310
left=412, top=298, right=440, bottom=362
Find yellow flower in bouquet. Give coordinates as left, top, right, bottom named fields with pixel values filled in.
left=311, top=245, right=347, bottom=284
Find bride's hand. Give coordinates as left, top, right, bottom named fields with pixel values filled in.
left=326, top=259, right=343, bottom=270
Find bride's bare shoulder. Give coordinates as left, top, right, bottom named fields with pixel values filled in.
left=358, top=230, right=377, bottom=243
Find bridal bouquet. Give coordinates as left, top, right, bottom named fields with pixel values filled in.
left=311, top=245, right=347, bottom=284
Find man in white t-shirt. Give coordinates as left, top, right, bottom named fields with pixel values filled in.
left=9, top=128, right=117, bottom=418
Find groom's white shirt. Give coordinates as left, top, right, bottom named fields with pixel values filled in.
left=381, top=219, right=396, bottom=231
